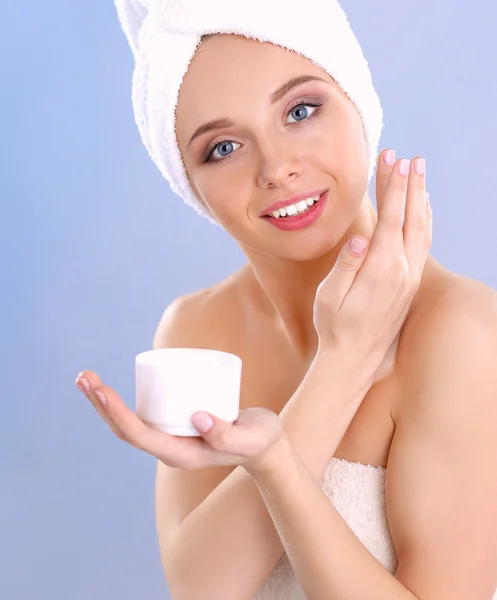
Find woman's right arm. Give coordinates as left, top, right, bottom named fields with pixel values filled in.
left=156, top=293, right=374, bottom=600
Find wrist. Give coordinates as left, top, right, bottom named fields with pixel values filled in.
left=313, top=343, right=374, bottom=392
left=245, top=434, right=293, bottom=478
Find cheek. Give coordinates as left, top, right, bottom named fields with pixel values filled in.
left=343, top=110, right=369, bottom=171
left=317, top=113, right=368, bottom=191
left=195, top=174, right=229, bottom=210
left=192, top=170, right=250, bottom=226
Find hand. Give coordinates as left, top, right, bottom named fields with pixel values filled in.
left=75, top=371, right=286, bottom=473
left=313, top=150, right=432, bottom=376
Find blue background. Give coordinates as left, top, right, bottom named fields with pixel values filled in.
left=1, top=0, right=496, bottom=598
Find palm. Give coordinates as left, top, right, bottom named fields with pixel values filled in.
left=161, top=406, right=283, bottom=469
left=76, top=370, right=284, bottom=471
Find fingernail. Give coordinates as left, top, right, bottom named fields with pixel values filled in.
left=383, top=150, right=395, bottom=166
left=415, top=158, right=425, bottom=175
left=192, top=412, right=213, bottom=432
left=350, top=237, right=367, bottom=254
left=76, top=377, right=91, bottom=394
left=95, top=390, right=107, bottom=406
left=399, top=159, right=410, bottom=175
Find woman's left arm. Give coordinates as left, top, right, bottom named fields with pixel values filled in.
left=246, top=287, right=497, bottom=600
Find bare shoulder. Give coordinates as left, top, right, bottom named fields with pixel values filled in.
left=153, top=267, right=249, bottom=353
left=393, top=266, right=497, bottom=421
left=383, top=272, right=497, bottom=594
left=152, top=267, right=253, bottom=555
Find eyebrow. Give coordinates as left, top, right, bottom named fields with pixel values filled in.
left=186, top=74, right=330, bottom=149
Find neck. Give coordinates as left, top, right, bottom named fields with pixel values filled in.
left=240, top=196, right=379, bottom=361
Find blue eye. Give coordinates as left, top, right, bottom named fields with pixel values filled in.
left=287, top=103, right=315, bottom=123
left=203, top=101, right=323, bottom=164
left=208, top=140, right=241, bottom=162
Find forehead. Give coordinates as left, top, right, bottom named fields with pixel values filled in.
left=175, top=34, right=334, bottom=145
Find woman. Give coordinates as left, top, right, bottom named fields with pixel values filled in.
left=76, top=2, right=497, bottom=599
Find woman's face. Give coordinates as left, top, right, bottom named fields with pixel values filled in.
left=175, top=34, right=370, bottom=260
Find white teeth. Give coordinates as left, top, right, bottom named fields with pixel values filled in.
left=270, top=195, right=320, bottom=218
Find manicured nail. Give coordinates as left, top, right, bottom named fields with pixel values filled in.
left=95, top=390, right=107, bottom=406
left=415, top=158, right=425, bottom=175
left=399, top=159, right=410, bottom=175
left=349, top=237, right=367, bottom=254
left=383, top=150, right=395, bottom=166
left=192, top=412, right=213, bottom=432
left=76, top=377, right=91, bottom=394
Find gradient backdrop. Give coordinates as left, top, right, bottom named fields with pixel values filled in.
left=1, top=0, right=496, bottom=598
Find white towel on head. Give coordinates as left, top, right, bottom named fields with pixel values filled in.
left=114, top=0, right=384, bottom=227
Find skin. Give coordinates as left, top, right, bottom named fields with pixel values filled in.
left=175, top=33, right=442, bottom=362
left=76, top=33, right=497, bottom=598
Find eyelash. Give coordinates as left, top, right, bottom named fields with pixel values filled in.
left=201, top=99, right=324, bottom=164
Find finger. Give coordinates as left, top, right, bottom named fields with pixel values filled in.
left=421, top=192, right=433, bottom=261
left=191, top=408, right=272, bottom=460
left=425, top=193, right=433, bottom=250
left=75, top=372, right=236, bottom=470
left=76, top=371, right=168, bottom=451
left=191, top=411, right=241, bottom=455
left=93, top=381, right=226, bottom=468
left=375, top=149, right=396, bottom=205
left=76, top=371, right=122, bottom=435
left=403, top=157, right=426, bottom=277
left=316, top=235, right=369, bottom=310
left=368, top=157, right=410, bottom=256
left=191, top=411, right=254, bottom=464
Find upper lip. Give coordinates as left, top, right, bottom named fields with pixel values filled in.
left=259, top=188, right=328, bottom=217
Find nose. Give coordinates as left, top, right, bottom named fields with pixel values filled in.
left=256, top=137, right=302, bottom=189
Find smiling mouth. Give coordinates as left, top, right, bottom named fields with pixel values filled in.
left=262, top=193, right=323, bottom=219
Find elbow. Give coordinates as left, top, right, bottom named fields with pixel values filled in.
left=162, top=555, right=255, bottom=600
left=160, top=547, right=210, bottom=600
left=159, top=531, right=257, bottom=600
left=160, top=545, right=188, bottom=600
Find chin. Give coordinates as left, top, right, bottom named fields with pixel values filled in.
left=276, top=242, right=337, bottom=262
left=262, top=227, right=342, bottom=262
left=266, top=213, right=350, bottom=262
